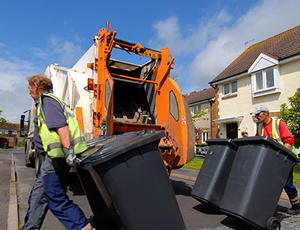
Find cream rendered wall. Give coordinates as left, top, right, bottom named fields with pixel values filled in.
left=218, top=76, right=254, bottom=137
left=217, top=58, right=300, bottom=138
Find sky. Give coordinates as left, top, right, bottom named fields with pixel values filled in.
left=0, top=0, right=300, bottom=123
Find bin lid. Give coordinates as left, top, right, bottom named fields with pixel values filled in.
left=206, top=138, right=238, bottom=149
left=79, top=130, right=165, bottom=169
left=233, top=136, right=298, bottom=162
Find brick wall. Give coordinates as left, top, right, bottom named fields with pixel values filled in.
left=211, top=86, right=220, bottom=139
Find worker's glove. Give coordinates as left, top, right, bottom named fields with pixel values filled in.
left=63, top=146, right=81, bottom=166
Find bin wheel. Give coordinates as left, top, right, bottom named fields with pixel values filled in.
left=267, top=217, right=281, bottom=230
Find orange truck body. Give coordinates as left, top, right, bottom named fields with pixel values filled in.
left=87, top=23, right=194, bottom=172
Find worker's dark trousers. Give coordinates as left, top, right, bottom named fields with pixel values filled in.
left=284, top=168, right=300, bottom=208
left=22, top=154, right=88, bottom=230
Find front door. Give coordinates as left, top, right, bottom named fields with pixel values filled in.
left=226, top=123, right=238, bottom=139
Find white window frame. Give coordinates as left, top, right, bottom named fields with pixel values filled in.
left=251, top=66, right=280, bottom=97
left=201, top=130, right=209, bottom=143
left=190, top=104, right=201, bottom=116
left=248, top=53, right=280, bottom=98
left=193, top=104, right=201, bottom=115
left=223, top=81, right=237, bottom=96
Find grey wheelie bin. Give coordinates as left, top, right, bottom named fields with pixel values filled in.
left=77, top=130, right=186, bottom=230
left=191, top=139, right=238, bottom=208
left=219, top=136, right=298, bottom=230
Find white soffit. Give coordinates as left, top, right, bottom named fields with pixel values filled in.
left=214, top=116, right=244, bottom=124
left=248, top=53, right=278, bottom=73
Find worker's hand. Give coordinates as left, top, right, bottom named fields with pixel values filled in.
left=63, top=146, right=81, bottom=166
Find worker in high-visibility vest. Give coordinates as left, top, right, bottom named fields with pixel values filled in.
left=253, top=105, right=300, bottom=215
left=23, top=74, right=94, bottom=230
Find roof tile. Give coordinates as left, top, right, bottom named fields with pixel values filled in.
left=184, top=88, right=215, bottom=104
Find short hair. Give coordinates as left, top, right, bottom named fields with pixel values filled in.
left=28, top=74, right=53, bottom=91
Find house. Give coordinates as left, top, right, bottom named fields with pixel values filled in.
left=209, top=25, right=300, bottom=139
left=185, top=88, right=215, bottom=144
left=0, top=122, right=25, bottom=147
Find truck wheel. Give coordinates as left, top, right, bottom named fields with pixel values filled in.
left=25, top=142, right=34, bottom=167
left=267, top=217, right=281, bottom=230
left=34, top=152, right=42, bottom=176
left=3, top=142, right=8, bottom=149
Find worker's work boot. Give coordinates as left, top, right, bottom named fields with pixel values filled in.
left=287, top=196, right=300, bottom=215
left=287, top=206, right=300, bottom=215
left=82, top=223, right=96, bottom=230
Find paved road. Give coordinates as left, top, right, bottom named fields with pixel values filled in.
left=3, top=148, right=300, bottom=229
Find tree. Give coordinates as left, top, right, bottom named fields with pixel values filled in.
left=0, top=110, right=7, bottom=125
left=192, top=108, right=209, bottom=122
left=279, top=88, right=300, bottom=148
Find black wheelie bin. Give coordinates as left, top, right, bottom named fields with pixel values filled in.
left=219, top=136, right=298, bottom=230
left=77, top=130, right=186, bottom=230
left=191, top=139, right=238, bottom=209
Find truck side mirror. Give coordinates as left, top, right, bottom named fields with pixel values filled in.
left=20, top=115, right=25, bottom=131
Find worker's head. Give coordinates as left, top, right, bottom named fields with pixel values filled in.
left=252, top=105, right=270, bottom=124
left=28, top=74, right=53, bottom=99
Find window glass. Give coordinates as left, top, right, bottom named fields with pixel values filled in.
left=256, top=71, right=263, bottom=90
left=105, top=79, right=111, bottom=109
left=231, top=81, right=237, bottom=93
left=202, top=131, right=209, bottom=143
left=266, top=68, right=274, bottom=88
left=224, top=83, right=230, bottom=95
left=169, top=91, right=179, bottom=121
left=194, top=105, right=201, bottom=114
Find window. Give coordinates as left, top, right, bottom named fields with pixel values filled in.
left=169, top=90, right=179, bottom=121
left=251, top=67, right=280, bottom=97
left=191, top=104, right=201, bottom=115
left=254, top=68, right=275, bottom=91
left=201, top=131, right=209, bottom=143
left=105, top=79, right=111, bottom=109
left=223, top=81, right=237, bottom=96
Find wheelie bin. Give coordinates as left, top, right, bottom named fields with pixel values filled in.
left=77, top=130, right=186, bottom=230
left=219, top=136, right=298, bottom=230
left=191, top=139, right=238, bottom=208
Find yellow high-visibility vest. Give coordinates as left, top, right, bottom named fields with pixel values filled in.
left=37, top=93, right=87, bottom=158
left=258, top=119, right=297, bottom=155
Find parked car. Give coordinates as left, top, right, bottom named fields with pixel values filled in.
left=199, top=146, right=209, bottom=156
left=195, top=144, right=208, bottom=157
left=0, top=137, right=9, bottom=149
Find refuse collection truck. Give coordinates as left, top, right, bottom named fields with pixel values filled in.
left=24, top=22, right=195, bottom=174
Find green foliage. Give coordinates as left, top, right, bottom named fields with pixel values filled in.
left=293, top=164, right=300, bottom=183
left=192, top=108, right=209, bottom=122
left=0, top=109, right=7, bottom=125
left=16, top=139, right=26, bottom=147
left=279, top=88, right=300, bottom=148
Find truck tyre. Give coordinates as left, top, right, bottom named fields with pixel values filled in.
left=34, top=152, right=42, bottom=176
left=25, top=141, right=34, bottom=167
left=3, top=142, right=8, bottom=149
